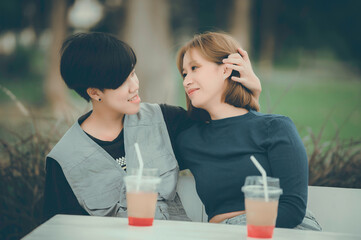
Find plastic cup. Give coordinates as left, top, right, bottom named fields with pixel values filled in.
left=124, top=168, right=161, bottom=226
left=242, top=176, right=283, bottom=238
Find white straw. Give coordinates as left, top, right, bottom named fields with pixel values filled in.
left=250, top=155, right=269, bottom=202
left=134, top=142, right=144, bottom=192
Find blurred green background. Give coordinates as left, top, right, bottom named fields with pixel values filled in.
left=1, top=0, right=360, bottom=141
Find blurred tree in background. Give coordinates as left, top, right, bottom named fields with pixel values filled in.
left=123, top=0, right=176, bottom=104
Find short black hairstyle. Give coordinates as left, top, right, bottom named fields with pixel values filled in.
left=60, top=32, right=137, bottom=101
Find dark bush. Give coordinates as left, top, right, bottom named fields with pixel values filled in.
left=0, top=115, right=64, bottom=240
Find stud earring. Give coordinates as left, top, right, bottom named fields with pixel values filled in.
left=98, top=98, right=101, bottom=102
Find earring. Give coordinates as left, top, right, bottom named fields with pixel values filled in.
left=98, top=98, right=101, bottom=102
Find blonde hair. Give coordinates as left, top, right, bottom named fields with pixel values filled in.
left=176, top=32, right=259, bottom=121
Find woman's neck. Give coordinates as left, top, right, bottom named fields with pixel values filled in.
left=206, top=102, right=249, bottom=120
left=81, top=106, right=125, bottom=141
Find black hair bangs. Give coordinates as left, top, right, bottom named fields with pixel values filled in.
left=60, top=32, right=137, bottom=101
left=97, top=37, right=137, bottom=90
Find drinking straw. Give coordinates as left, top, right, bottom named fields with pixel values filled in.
left=134, top=142, right=144, bottom=192
left=250, top=155, right=269, bottom=202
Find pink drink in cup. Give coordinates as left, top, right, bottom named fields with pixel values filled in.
left=124, top=168, right=161, bottom=226
left=242, top=176, right=282, bottom=238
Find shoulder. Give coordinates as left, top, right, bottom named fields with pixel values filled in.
left=252, top=113, right=303, bottom=147
left=45, top=157, right=67, bottom=180
left=126, top=103, right=188, bottom=126
left=159, top=104, right=188, bottom=123
left=159, top=104, right=186, bottom=116
left=125, top=103, right=163, bottom=125
left=140, top=102, right=160, bottom=111
left=141, top=103, right=187, bottom=119
left=158, top=104, right=193, bottom=138
left=139, top=103, right=162, bottom=117
left=45, top=156, right=61, bottom=171
left=249, top=111, right=299, bottom=141
left=48, top=122, right=79, bottom=156
left=250, top=111, right=294, bottom=128
left=47, top=121, right=94, bottom=167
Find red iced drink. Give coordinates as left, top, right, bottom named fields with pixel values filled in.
left=126, top=192, right=158, bottom=226
left=247, top=225, right=275, bottom=238
left=242, top=176, right=283, bottom=239
left=245, top=199, right=279, bottom=238
left=124, top=169, right=161, bottom=227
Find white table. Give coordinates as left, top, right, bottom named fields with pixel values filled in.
left=22, top=215, right=361, bottom=240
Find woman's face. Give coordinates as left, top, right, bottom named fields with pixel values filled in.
left=182, top=48, right=227, bottom=111
left=99, top=69, right=141, bottom=115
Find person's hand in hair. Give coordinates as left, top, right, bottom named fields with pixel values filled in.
left=222, top=48, right=262, bottom=103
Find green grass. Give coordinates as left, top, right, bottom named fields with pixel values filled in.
left=258, top=69, right=361, bottom=141
left=0, top=76, right=45, bottom=105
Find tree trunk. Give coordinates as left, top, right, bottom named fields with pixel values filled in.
left=122, top=0, right=176, bottom=104
left=229, top=0, right=252, bottom=52
left=258, top=0, right=279, bottom=79
left=44, top=0, right=69, bottom=117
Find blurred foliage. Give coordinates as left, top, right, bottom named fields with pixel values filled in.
left=170, top=0, right=233, bottom=34
left=0, top=0, right=73, bottom=33
left=1, top=1, right=37, bottom=34
left=1, top=0, right=361, bottom=69
left=306, top=128, right=361, bottom=188
left=0, top=126, right=48, bottom=239
left=0, top=131, right=46, bottom=240
left=0, top=45, right=46, bottom=104
left=0, top=46, right=43, bottom=80
left=251, top=0, right=361, bottom=69
left=0, top=112, right=67, bottom=240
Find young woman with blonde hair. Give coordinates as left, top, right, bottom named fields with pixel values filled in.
left=175, top=32, right=321, bottom=230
